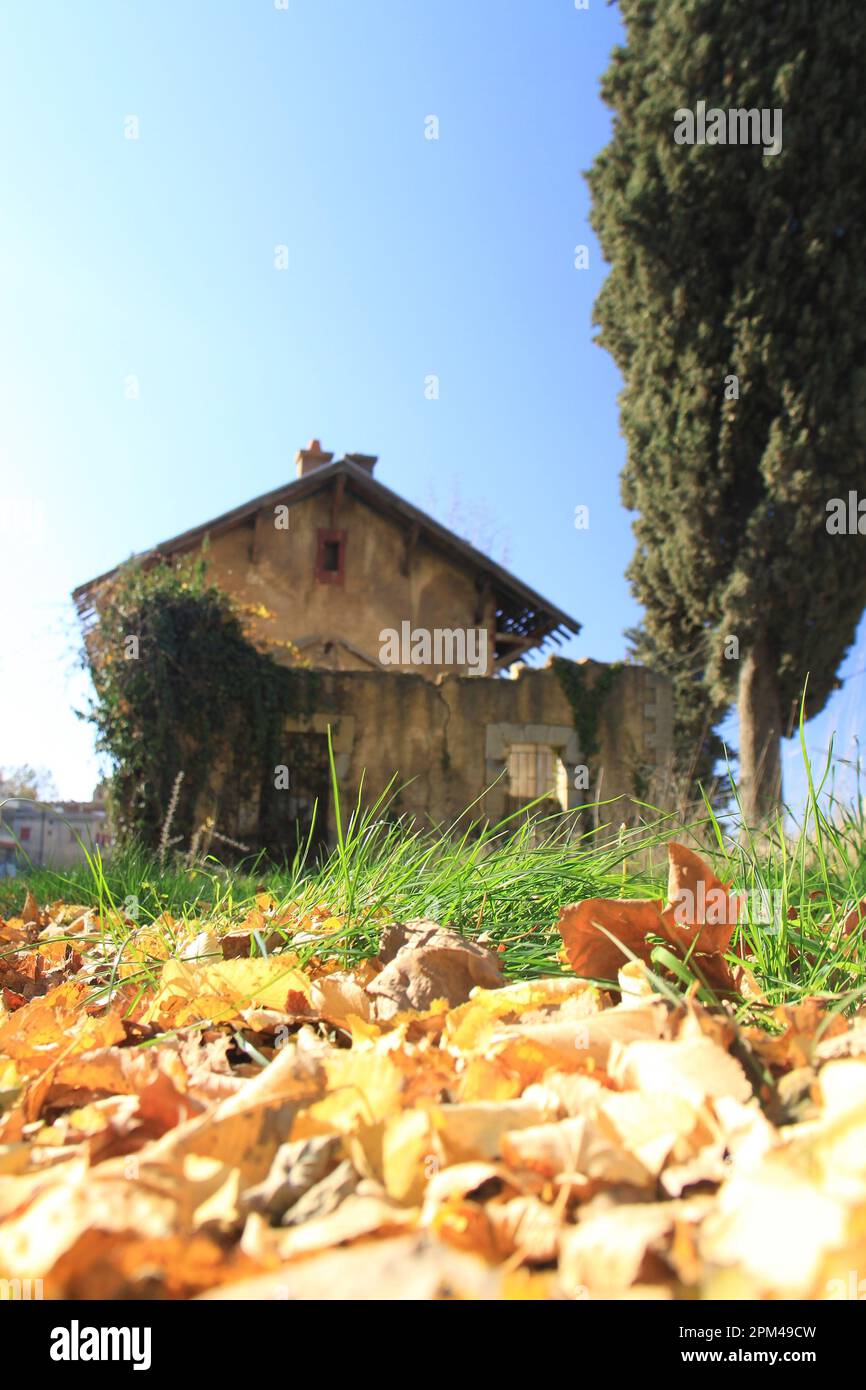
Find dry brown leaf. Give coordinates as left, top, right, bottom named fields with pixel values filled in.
left=0, top=1169, right=179, bottom=1284
left=557, top=898, right=664, bottom=982
left=0, top=983, right=126, bottom=1068
left=445, top=978, right=601, bottom=1051
left=596, top=1089, right=704, bottom=1176
left=221, top=928, right=285, bottom=959
left=367, top=919, right=504, bottom=1021
left=841, top=898, right=866, bottom=937
left=431, top=1099, right=552, bottom=1165
left=659, top=841, right=738, bottom=958
left=381, top=1107, right=441, bottom=1204
left=421, top=1159, right=520, bottom=1209
left=482, top=1194, right=563, bottom=1263
left=489, top=1001, right=668, bottom=1071
left=49, top=1228, right=258, bottom=1299
left=138, top=1035, right=325, bottom=1184
left=748, top=999, right=848, bottom=1071
left=21, top=892, right=43, bottom=927
left=310, top=971, right=373, bottom=1024
left=240, top=1135, right=342, bottom=1219
left=276, top=1158, right=361, bottom=1227
left=557, top=843, right=743, bottom=994
left=1, top=874, right=863, bottom=1304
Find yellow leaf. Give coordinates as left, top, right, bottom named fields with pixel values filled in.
left=142, top=958, right=313, bottom=1026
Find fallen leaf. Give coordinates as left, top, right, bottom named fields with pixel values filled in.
left=609, top=1036, right=752, bottom=1107
left=142, top=958, right=313, bottom=1027
left=559, top=1196, right=711, bottom=1295
left=557, top=843, right=743, bottom=993
left=367, top=920, right=504, bottom=1021
left=557, top=898, right=664, bottom=982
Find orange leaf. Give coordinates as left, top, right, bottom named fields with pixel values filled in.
left=557, top=898, right=664, bottom=981
left=557, top=843, right=743, bottom=994
left=0, top=983, right=126, bottom=1067
left=659, top=842, right=739, bottom=959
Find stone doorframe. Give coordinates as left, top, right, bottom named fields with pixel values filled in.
left=485, top=722, right=582, bottom=811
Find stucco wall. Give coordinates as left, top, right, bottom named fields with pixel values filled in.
left=126, top=499, right=673, bottom=847
left=198, top=490, right=496, bottom=677
left=240, top=658, right=675, bottom=844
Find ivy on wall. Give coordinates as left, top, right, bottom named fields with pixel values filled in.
left=80, top=556, right=319, bottom=853
left=551, top=657, right=622, bottom=763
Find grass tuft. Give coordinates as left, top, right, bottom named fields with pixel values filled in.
left=2, top=729, right=865, bottom=1014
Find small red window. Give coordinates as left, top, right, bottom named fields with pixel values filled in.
left=19, top=826, right=31, bottom=841
left=315, top=528, right=346, bottom=585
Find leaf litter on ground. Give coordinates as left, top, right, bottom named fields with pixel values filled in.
left=0, top=842, right=865, bottom=1299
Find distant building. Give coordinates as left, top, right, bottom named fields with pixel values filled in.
left=73, top=442, right=673, bottom=855
left=0, top=798, right=112, bottom=870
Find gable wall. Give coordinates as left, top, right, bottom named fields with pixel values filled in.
left=195, top=487, right=496, bottom=676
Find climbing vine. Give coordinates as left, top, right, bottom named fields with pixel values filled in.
left=551, top=657, right=622, bottom=763
left=80, top=555, right=319, bottom=854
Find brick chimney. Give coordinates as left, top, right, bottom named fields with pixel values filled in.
left=295, top=439, right=335, bottom=479
left=344, top=452, right=378, bottom=476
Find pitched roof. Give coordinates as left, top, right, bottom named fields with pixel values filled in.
left=73, top=459, right=580, bottom=665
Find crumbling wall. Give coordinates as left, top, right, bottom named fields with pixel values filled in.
left=266, top=658, right=673, bottom=843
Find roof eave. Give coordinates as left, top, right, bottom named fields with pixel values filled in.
left=72, top=460, right=581, bottom=648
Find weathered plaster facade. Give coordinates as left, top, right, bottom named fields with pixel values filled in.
left=199, top=480, right=499, bottom=679
left=240, top=659, right=673, bottom=844
left=75, top=442, right=673, bottom=851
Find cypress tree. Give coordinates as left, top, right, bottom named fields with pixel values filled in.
left=588, top=0, right=866, bottom=820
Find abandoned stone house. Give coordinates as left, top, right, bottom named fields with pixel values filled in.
left=73, top=442, right=673, bottom=853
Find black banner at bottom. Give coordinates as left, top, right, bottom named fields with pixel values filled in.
left=3, top=1295, right=856, bottom=1375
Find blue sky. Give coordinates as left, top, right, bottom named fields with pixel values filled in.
left=1, top=0, right=863, bottom=812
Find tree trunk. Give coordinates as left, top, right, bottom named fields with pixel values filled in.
left=737, top=633, right=783, bottom=826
